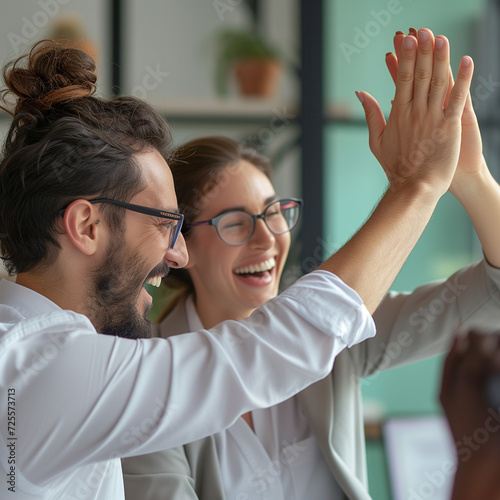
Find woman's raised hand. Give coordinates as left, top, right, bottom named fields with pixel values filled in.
left=357, top=29, right=474, bottom=199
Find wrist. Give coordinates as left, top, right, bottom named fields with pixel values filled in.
left=385, top=177, right=442, bottom=207
left=450, top=157, right=490, bottom=200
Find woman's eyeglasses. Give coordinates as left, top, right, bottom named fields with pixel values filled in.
left=186, top=198, right=302, bottom=246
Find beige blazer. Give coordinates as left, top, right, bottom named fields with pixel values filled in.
left=123, top=260, right=500, bottom=500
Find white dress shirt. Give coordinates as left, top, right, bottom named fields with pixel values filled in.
left=185, top=296, right=344, bottom=500
left=0, top=271, right=374, bottom=499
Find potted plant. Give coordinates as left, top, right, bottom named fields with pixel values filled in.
left=215, top=28, right=283, bottom=98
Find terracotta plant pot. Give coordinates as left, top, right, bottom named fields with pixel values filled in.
left=234, top=59, right=282, bottom=98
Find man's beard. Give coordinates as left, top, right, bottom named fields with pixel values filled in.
left=87, top=233, right=169, bottom=339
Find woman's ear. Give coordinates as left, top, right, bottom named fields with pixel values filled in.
left=62, top=200, right=102, bottom=256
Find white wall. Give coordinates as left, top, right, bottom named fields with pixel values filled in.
left=0, top=0, right=110, bottom=93
left=123, top=0, right=298, bottom=101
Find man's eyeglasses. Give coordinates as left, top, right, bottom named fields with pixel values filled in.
left=186, top=198, right=302, bottom=246
left=59, top=198, right=184, bottom=249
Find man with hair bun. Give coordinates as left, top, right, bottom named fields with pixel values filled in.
left=0, top=35, right=488, bottom=498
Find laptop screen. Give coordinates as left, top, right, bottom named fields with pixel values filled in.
left=382, top=415, right=457, bottom=500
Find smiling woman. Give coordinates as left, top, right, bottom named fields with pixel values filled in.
left=155, top=136, right=292, bottom=325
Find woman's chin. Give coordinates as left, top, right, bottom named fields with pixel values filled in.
left=245, top=289, right=279, bottom=310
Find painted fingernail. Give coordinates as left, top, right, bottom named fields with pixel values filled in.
left=418, top=30, right=429, bottom=42
left=462, top=56, right=471, bottom=67
left=403, top=36, right=415, bottom=49
left=409, top=27, right=417, bottom=36
left=435, top=37, right=445, bottom=49
left=355, top=91, right=364, bottom=104
left=395, top=31, right=404, bottom=36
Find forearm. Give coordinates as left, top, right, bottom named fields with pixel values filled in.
left=452, top=161, right=500, bottom=268
left=319, top=182, right=440, bottom=313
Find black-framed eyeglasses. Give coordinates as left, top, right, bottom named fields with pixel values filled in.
left=59, top=198, right=184, bottom=249
left=186, top=198, right=302, bottom=246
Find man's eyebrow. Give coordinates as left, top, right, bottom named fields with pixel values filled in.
left=159, top=207, right=181, bottom=214
left=213, top=195, right=278, bottom=218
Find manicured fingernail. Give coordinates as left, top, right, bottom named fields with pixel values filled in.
left=462, top=56, right=471, bottom=67
left=418, top=30, right=429, bottom=42
left=403, top=36, right=415, bottom=49
left=409, top=27, right=417, bottom=35
left=385, top=52, right=392, bottom=58
left=355, top=91, right=364, bottom=104
left=395, top=31, right=404, bottom=36
left=435, top=37, right=445, bottom=49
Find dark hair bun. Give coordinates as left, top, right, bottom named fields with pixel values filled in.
left=2, top=40, right=97, bottom=115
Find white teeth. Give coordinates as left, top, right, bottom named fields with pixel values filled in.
left=145, top=276, right=162, bottom=287
left=234, top=258, right=276, bottom=275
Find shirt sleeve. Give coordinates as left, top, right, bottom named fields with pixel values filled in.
left=4, top=270, right=374, bottom=485
left=348, top=259, right=500, bottom=378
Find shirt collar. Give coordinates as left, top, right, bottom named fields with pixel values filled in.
left=0, top=278, right=62, bottom=319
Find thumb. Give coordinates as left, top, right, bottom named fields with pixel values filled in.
left=356, top=91, right=386, bottom=154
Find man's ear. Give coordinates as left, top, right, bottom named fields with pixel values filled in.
left=62, top=200, right=102, bottom=256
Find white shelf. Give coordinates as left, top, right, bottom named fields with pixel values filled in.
left=147, top=97, right=298, bottom=123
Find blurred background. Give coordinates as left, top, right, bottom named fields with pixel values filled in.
left=0, top=1, right=498, bottom=498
